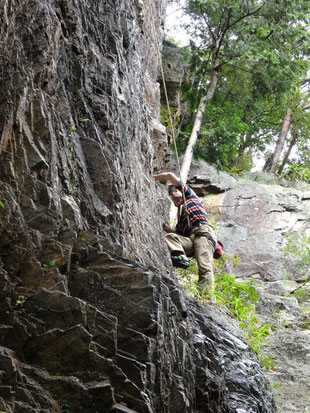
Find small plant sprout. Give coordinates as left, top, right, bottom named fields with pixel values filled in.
left=15, top=295, right=26, bottom=310
left=0, top=201, right=4, bottom=208
left=43, top=260, right=56, bottom=268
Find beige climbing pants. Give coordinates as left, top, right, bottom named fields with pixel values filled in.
left=165, top=224, right=217, bottom=290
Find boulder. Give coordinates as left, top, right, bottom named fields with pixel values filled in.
left=188, top=161, right=310, bottom=283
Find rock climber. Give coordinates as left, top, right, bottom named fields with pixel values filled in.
left=154, top=172, right=217, bottom=292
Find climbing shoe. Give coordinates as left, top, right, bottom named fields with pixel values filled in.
left=171, top=255, right=190, bottom=269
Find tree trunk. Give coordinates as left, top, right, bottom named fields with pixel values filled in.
left=236, top=105, right=251, bottom=160
left=180, top=64, right=220, bottom=183
left=278, top=123, right=299, bottom=175
left=170, top=65, right=220, bottom=222
left=263, top=107, right=292, bottom=173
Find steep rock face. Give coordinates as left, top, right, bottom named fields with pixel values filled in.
left=0, top=248, right=276, bottom=413
left=159, top=42, right=191, bottom=134
left=0, top=0, right=171, bottom=273
left=0, top=1, right=276, bottom=413
left=0, top=226, right=277, bottom=408
left=159, top=42, right=188, bottom=107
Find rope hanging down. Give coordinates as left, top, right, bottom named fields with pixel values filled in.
left=150, top=6, right=191, bottom=230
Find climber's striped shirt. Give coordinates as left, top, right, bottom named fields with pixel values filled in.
left=175, top=180, right=209, bottom=237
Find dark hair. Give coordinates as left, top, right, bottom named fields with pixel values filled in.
left=168, top=185, right=177, bottom=196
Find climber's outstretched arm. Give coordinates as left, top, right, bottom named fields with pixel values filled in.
left=153, top=172, right=179, bottom=186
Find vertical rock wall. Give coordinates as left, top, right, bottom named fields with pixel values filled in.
left=0, top=0, right=170, bottom=274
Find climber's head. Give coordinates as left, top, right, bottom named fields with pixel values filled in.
left=169, top=185, right=183, bottom=207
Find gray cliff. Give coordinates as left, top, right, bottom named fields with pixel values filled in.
left=188, top=161, right=310, bottom=413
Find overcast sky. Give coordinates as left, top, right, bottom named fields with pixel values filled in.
left=165, top=1, right=190, bottom=46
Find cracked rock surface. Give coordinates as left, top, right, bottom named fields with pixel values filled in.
left=188, top=161, right=310, bottom=412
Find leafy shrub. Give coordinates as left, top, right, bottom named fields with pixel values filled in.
left=160, top=105, right=180, bottom=130
left=230, top=152, right=254, bottom=176
left=283, top=164, right=310, bottom=184
left=176, top=255, right=275, bottom=370
left=292, top=288, right=310, bottom=303
left=283, top=229, right=310, bottom=279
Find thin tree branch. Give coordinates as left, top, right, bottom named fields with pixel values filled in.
left=215, top=7, right=229, bottom=38
left=227, top=2, right=267, bottom=31
left=221, top=81, right=239, bottom=105
left=249, top=107, right=278, bottom=123
left=301, top=78, right=310, bottom=85
left=264, top=16, right=282, bottom=39
left=264, top=29, right=274, bottom=40
left=216, top=9, right=232, bottom=56
left=227, top=63, right=253, bottom=73
left=289, top=275, right=310, bottom=295
left=199, top=4, right=217, bottom=44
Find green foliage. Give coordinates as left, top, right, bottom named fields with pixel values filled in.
left=68, top=185, right=78, bottom=195
left=0, top=201, right=4, bottom=208
left=298, top=307, right=310, bottom=330
left=208, top=218, right=218, bottom=231
left=170, top=0, right=310, bottom=172
left=61, top=402, right=69, bottom=413
left=176, top=260, right=202, bottom=298
left=160, top=105, right=180, bottom=130
left=176, top=254, right=274, bottom=369
left=292, top=288, right=310, bottom=304
left=193, top=102, right=250, bottom=170
left=213, top=272, right=259, bottom=318
left=15, top=295, right=26, bottom=310
left=230, top=152, right=254, bottom=176
left=43, top=260, right=56, bottom=268
left=259, top=353, right=281, bottom=372
left=283, top=229, right=310, bottom=308
left=70, top=117, right=89, bottom=133
left=283, top=229, right=310, bottom=279
left=164, top=36, right=183, bottom=48
left=283, top=164, right=310, bottom=184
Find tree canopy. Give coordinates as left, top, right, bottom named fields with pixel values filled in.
left=166, top=0, right=310, bottom=177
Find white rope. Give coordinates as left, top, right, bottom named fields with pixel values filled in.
left=149, top=4, right=191, bottom=230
